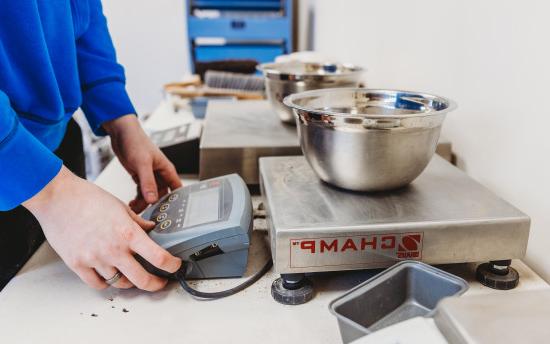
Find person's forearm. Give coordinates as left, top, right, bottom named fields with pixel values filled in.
left=23, top=166, right=73, bottom=214
left=102, top=114, right=139, bottom=138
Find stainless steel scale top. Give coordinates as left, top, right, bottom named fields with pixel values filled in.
left=260, top=156, right=530, bottom=274
left=200, top=100, right=301, bottom=184
left=200, top=100, right=299, bottom=149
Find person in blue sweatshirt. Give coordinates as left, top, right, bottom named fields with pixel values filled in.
left=0, top=1, right=182, bottom=290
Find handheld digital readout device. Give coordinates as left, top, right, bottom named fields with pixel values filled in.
left=141, top=174, right=253, bottom=280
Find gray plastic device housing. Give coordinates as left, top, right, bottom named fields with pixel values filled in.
left=141, top=174, right=252, bottom=279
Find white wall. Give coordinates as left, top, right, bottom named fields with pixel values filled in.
left=313, top=0, right=550, bottom=281
left=101, top=0, right=190, bottom=115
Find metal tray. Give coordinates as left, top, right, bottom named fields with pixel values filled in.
left=329, top=261, right=468, bottom=343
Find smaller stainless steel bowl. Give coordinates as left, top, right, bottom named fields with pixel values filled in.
left=258, top=62, right=364, bottom=125
left=283, top=88, right=456, bottom=191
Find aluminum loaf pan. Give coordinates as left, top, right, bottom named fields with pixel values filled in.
left=329, top=261, right=468, bottom=343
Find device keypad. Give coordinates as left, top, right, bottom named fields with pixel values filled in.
left=151, top=188, right=188, bottom=233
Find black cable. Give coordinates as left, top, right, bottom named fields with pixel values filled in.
left=176, top=208, right=273, bottom=299
left=136, top=254, right=272, bottom=298
left=176, top=258, right=273, bottom=299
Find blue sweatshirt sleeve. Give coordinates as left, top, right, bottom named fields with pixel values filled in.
left=0, top=91, right=63, bottom=211
left=77, top=0, right=136, bottom=136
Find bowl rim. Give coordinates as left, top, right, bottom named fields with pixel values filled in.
left=283, top=88, right=457, bottom=119
left=257, top=62, right=365, bottom=80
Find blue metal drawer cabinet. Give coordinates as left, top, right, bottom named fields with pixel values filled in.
left=186, top=0, right=294, bottom=70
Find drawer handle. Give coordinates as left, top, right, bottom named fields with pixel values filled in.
left=231, top=20, right=246, bottom=29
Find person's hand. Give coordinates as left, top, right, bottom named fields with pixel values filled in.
left=103, top=114, right=182, bottom=213
left=23, top=166, right=181, bottom=291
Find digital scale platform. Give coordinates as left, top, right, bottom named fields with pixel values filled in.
left=199, top=100, right=302, bottom=184
left=141, top=174, right=252, bottom=279
left=260, top=155, right=530, bottom=304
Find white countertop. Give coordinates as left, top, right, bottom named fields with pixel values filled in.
left=1, top=104, right=548, bottom=343
left=1, top=157, right=548, bottom=344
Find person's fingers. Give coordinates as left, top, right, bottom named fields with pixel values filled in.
left=129, top=180, right=171, bottom=214
left=130, top=229, right=181, bottom=273
left=155, top=156, right=182, bottom=190
left=158, top=186, right=169, bottom=199
left=129, top=195, right=149, bottom=214
left=94, top=265, right=134, bottom=289
left=127, top=208, right=155, bottom=231
left=74, top=267, right=108, bottom=290
left=136, top=164, right=159, bottom=204
left=113, top=275, right=133, bottom=289
left=129, top=198, right=138, bottom=213
left=115, top=253, right=167, bottom=292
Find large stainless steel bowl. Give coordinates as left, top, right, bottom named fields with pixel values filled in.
left=283, top=88, right=456, bottom=191
left=258, top=62, right=364, bottom=125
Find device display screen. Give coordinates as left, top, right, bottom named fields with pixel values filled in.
left=184, top=187, right=220, bottom=227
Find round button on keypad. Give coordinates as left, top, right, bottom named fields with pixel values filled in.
left=156, top=213, right=168, bottom=222
left=160, top=219, right=172, bottom=230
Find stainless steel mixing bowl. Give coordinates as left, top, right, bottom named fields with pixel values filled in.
left=258, top=62, right=364, bottom=125
left=283, top=88, right=456, bottom=191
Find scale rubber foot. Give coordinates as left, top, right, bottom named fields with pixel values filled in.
left=476, top=261, right=519, bottom=290
left=271, top=277, right=314, bottom=305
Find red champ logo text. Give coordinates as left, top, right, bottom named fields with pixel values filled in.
left=292, top=233, right=423, bottom=260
